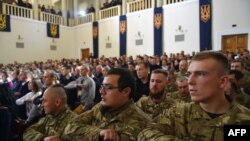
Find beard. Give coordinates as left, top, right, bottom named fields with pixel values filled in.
left=100, top=105, right=112, bottom=114
left=149, top=89, right=165, bottom=100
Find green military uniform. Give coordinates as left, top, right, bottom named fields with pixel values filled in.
left=242, top=71, right=250, bottom=95
left=138, top=102, right=250, bottom=141
left=64, top=100, right=151, bottom=141
left=166, top=81, right=178, bottom=93
left=174, top=71, right=187, bottom=78
left=136, top=95, right=176, bottom=119
left=23, top=108, right=77, bottom=141
left=236, top=91, right=250, bottom=109
left=168, top=91, right=192, bottom=103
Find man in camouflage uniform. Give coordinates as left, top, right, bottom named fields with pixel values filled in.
left=138, top=51, right=250, bottom=140
left=225, top=70, right=250, bottom=109
left=136, top=69, right=176, bottom=119
left=231, top=60, right=250, bottom=95
left=167, top=76, right=191, bottom=103
left=23, top=84, right=77, bottom=141
left=175, top=59, right=188, bottom=77
left=64, top=68, right=151, bottom=141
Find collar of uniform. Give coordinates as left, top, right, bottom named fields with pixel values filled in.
left=104, top=99, right=133, bottom=119
left=48, top=107, right=69, bottom=122
left=189, top=102, right=236, bottom=120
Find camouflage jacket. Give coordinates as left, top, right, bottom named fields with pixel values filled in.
left=136, top=95, right=176, bottom=119
left=138, top=102, right=250, bottom=141
left=64, top=100, right=151, bottom=141
left=23, top=107, right=77, bottom=141
left=236, top=91, right=250, bottom=109
left=168, top=91, right=192, bottom=103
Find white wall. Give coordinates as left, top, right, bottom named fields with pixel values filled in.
left=0, top=16, right=76, bottom=64
left=213, top=0, right=250, bottom=51
left=1, top=0, right=250, bottom=64
left=99, top=17, right=120, bottom=57
left=163, top=0, right=199, bottom=55
left=127, top=9, right=154, bottom=58
left=74, top=23, right=93, bottom=58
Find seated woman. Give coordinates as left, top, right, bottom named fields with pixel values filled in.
left=0, top=84, right=17, bottom=141
left=16, top=78, right=42, bottom=124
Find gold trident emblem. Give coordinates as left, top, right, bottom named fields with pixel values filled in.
left=50, top=24, right=57, bottom=37
left=201, top=4, right=210, bottom=23
left=0, top=14, right=7, bottom=31
left=93, top=27, right=98, bottom=38
left=154, top=13, right=162, bottom=29
left=120, top=21, right=126, bottom=34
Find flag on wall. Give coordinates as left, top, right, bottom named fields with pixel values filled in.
left=119, top=15, right=127, bottom=56
left=199, top=0, right=212, bottom=51
left=47, top=23, right=60, bottom=38
left=154, top=7, right=163, bottom=56
left=0, top=14, right=11, bottom=32
left=93, top=21, right=99, bottom=58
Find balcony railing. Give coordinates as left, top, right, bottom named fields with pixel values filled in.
left=68, top=18, right=75, bottom=27
left=40, top=11, right=64, bottom=25
left=76, top=12, right=95, bottom=25
left=163, top=0, right=184, bottom=5
left=99, top=5, right=121, bottom=20
left=2, top=3, right=33, bottom=19
left=127, top=0, right=155, bottom=13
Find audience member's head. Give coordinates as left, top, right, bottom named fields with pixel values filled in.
left=41, top=84, right=67, bottom=116
left=100, top=68, right=135, bottom=111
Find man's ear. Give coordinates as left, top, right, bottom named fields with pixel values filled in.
left=220, top=75, right=229, bottom=88
left=55, top=98, right=61, bottom=106
left=122, top=87, right=131, bottom=97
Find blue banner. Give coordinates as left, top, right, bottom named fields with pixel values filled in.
left=119, top=15, right=127, bottom=56
left=93, top=21, right=99, bottom=58
left=199, top=0, right=212, bottom=51
left=47, top=23, right=60, bottom=38
left=154, top=7, right=163, bottom=56
left=0, top=14, right=11, bottom=32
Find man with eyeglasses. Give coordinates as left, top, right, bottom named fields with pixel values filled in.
left=64, top=68, right=151, bottom=141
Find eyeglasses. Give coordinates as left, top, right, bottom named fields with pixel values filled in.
left=100, top=84, right=119, bottom=92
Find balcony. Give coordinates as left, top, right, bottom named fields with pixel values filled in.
left=127, top=0, right=156, bottom=13
left=2, top=3, right=33, bottom=19
left=99, top=5, right=121, bottom=20
left=40, top=11, right=64, bottom=25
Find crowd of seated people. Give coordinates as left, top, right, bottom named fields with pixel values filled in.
left=2, top=0, right=32, bottom=9
left=86, top=4, right=95, bottom=14
left=101, top=0, right=122, bottom=10
left=39, top=5, right=62, bottom=16
left=0, top=49, right=250, bottom=140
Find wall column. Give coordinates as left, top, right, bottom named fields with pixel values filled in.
left=32, top=0, right=39, bottom=20
left=73, top=0, right=78, bottom=18
left=94, top=0, right=100, bottom=20
left=62, top=0, right=67, bottom=25
left=156, top=0, right=162, bottom=7
left=122, top=0, right=126, bottom=15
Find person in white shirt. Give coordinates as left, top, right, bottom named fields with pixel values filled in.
left=16, top=78, right=42, bottom=123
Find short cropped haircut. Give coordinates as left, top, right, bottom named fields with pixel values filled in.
left=48, top=84, right=67, bottom=104
left=137, top=62, right=150, bottom=69
left=176, top=76, right=188, bottom=83
left=152, top=69, right=168, bottom=78
left=107, top=68, right=136, bottom=99
left=191, top=51, right=230, bottom=74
